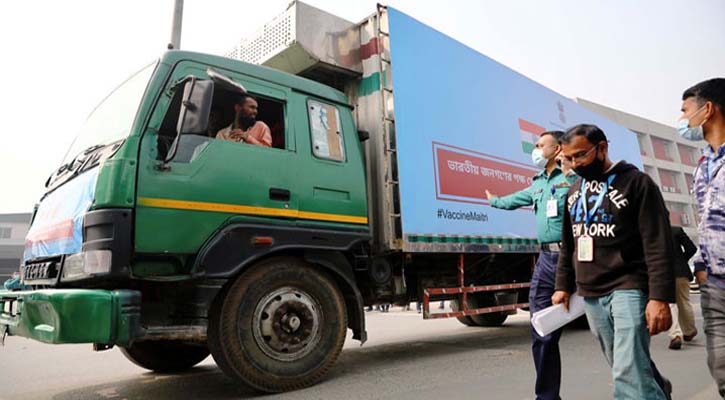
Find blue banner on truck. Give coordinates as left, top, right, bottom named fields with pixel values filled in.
left=387, top=7, right=643, bottom=242
left=24, top=168, right=99, bottom=261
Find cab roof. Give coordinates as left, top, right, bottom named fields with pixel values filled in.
left=160, top=50, right=350, bottom=106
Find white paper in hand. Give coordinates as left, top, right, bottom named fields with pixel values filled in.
left=530, top=293, right=586, bottom=337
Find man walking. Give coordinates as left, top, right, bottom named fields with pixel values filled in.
left=552, top=124, right=674, bottom=399
left=678, top=78, right=725, bottom=396
left=487, top=130, right=576, bottom=400
left=667, top=226, right=698, bottom=350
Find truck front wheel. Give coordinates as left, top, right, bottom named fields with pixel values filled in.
left=120, top=341, right=210, bottom=372
left=208, top=257, right=347, bottom=393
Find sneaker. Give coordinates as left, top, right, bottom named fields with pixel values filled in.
left=684, top=330, right=698, bottom=342
left=668, top=336, right=682, bottom=350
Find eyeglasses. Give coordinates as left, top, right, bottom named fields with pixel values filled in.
left=562, top=145, right=598, bottom=163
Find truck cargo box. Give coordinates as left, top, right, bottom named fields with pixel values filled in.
left=229, top=2, right=643, bottom=254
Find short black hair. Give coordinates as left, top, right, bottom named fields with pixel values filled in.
left=682, top=78, right=725, bottom=117
left=232, top=92, right=256, bottom=105
left=561, top=124, right=607, bottom=145
left=540, top=130, right=564, bottom=143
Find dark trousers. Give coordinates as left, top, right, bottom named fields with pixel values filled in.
left=529, top=250, right=562, bottom=400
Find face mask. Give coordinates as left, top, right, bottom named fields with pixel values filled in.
left=573, top=145, right=605, bottom=180
left=677, top=105, right=707, bottom=141
left=531, top=148, right=549, bottom=169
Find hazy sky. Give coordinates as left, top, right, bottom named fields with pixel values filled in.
left=1, top=0, right=723, bottom=213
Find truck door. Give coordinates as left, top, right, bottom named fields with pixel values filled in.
left=135, top=62, right=297, bottom=256
left=294, top=98, right=368, bottom=227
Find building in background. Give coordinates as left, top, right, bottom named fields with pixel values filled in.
left=577, top=99, right=701, bottom=241
left=0, top=213, right=31, bottom=281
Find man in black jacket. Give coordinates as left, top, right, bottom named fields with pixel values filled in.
left=552, top=124, right=675, bottom=400
left=667, top=226, right=698, bottom=350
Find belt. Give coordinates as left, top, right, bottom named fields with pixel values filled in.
left=540, top=242, right=561, bottom=252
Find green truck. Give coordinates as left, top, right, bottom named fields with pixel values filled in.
left=1, top=2, right=642, bottom=393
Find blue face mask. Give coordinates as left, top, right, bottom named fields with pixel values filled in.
left=677, top=105, right=707, bottom=141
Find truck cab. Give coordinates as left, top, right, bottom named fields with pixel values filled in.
left=2, top=51, right=372, bottom=392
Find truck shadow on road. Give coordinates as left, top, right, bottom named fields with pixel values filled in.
left=48, top=320, right=544, bottom=400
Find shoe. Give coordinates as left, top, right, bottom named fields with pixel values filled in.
left=668, top=336, right=682, bottom=350
left=661, top=376, right=673, bottom=400
left=684, top=330, right=698, bottom=342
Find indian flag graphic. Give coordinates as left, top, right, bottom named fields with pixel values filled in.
left=519, top=118, right=545, bottom=154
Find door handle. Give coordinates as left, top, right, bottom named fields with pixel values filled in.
left=269, top=188, right=291, bottom=202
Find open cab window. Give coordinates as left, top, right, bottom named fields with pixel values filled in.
left=156, top=70, right=286, bottom=163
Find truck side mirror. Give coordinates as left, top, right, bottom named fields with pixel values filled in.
left=357, top=130, right=370, bottom=142
left=164, top=77, right=214, bottom=163
left=177, top=79, right=214, bottom=136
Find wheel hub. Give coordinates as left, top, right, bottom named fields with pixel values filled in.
left=252, top=287, right=322, bottom=361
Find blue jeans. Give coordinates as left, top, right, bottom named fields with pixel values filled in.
left=584, top=289, right=666, bottom=400
left=529, top=250, right=562, bottom=400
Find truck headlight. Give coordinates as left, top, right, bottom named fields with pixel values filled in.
left=61, top=250, right=112, bottom=281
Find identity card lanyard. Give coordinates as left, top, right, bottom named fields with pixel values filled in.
left=577, top=174, right=616, bottom=262
left=546, top=186, right=558, bottom=218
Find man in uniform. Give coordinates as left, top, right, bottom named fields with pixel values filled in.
left=487, top=130, right=576, bottom=400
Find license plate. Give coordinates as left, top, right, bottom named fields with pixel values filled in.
left=20, top=261, right=58, bottom=282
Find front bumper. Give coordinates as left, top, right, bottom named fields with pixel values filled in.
left=0, top=289, right=141, bottom=346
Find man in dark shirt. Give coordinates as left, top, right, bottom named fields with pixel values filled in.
left=667, top=226, right=698, bottom=350
left=552, top=124, right=675, bottom=400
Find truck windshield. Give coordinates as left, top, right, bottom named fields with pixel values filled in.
left=61, top=62, right=157, bottom=164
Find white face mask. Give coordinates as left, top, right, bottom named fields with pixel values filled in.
left=677, top=105, right=707, bottom=141
left=531, top=148, right=549, bottom=169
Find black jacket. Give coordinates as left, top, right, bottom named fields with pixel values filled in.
left=555, top=161, right=676, bottom=302
left=671, top=226, right=697, bottom=281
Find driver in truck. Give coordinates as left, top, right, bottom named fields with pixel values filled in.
left=216, top=93, right=272, bottom=147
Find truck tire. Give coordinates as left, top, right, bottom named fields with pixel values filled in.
left=469, top=311, right=508, bottom=327
left=464, top=295, right=508, bottom=327
left=449, top=299, right=477, bottom=327
left=208, top=257, right=347, bottom=393
left=120, top=341, right=210, bottom=372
